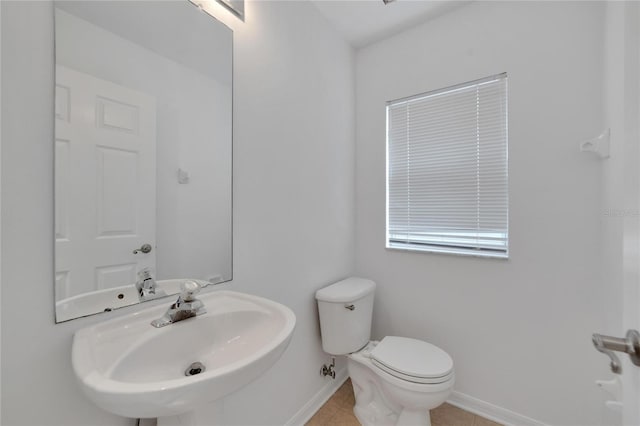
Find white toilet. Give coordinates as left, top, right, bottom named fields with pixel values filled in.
left=316, top=277, right=454, bottom=426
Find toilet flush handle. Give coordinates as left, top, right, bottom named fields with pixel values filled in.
left=345, top=304, right=355, bottom=311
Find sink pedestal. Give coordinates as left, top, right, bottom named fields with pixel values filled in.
left=157, top=412, right=196, bottom=426
left=155, top=399, right=223, bottom=426
left=157, top=411, right=197, bottom=426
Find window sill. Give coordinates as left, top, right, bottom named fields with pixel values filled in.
left=386, top=243, right=509, bottom=260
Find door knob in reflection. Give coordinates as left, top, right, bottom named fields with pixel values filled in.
left=133, top=244, right=152, bottom=254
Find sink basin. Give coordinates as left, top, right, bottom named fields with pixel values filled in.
left=72, top=290, right=296, bottom=419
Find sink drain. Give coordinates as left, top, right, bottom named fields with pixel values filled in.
left=185, top=362, right=206, bottom=377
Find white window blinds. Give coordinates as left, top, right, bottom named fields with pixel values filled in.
left=386, top=73, right=508, bottom=258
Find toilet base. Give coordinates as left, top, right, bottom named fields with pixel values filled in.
left=351, top=384, right=434, bottom=426
left=397, top=409, right=431, bottom=426
left=349, top=360, right=398, bottom=426
left=347, top=343, right=453, bottom=426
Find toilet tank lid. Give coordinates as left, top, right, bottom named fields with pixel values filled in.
left=315, top=277, right=376, bottom=303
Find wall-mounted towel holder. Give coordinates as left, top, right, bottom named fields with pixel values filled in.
left=580, top=128, right=610, bottom=159
left=177, top=168, right=190, bottom=184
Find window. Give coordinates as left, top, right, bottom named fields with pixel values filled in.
left=386, top=73, right=508, bottom=258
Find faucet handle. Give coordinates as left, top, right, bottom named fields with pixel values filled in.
left=137, top=267, right=152, bottom=281
left=180, top=280, right=201, bottom=302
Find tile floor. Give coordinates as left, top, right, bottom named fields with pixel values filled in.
left=306, top=379, right=502, bottom=426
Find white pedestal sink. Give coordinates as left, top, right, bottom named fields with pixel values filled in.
left=71, top=290, right=296, bottom=424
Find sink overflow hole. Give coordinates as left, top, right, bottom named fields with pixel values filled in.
left=185, top=362, right=206, bottom=377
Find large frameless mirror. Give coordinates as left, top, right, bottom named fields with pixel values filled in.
left=54, top=1, right=233, bottom=322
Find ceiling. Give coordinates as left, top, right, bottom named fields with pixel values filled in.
left=310, top=0, right=471, bottom=48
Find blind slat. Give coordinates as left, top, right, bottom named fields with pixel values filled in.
left=386, top=73, right=508, bottom=257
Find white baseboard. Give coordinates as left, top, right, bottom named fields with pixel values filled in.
left=284, top=372, right=547, bottom=426
left=447, top=391, right=549, bottom=426
left=285, top=368, right=349, bottom=426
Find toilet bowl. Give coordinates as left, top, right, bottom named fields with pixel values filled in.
left=347, top=339, right=454, bottom=426
left=315, top=278, right=455, bottom=426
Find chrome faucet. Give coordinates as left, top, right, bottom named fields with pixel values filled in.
left=151, top=280, right=208, bottom=328
left=136, top=268, right=167, bottom=301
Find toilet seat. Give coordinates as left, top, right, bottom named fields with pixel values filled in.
left=369, top=336, right=454, bottom=384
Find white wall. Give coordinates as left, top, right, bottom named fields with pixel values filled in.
left=355, top=2, right=609, bottom=425
left=218, top=1, right=354, bottom=423
left=0, top=1, right=4, bottom=421
left=1, top=1, right=354, bottom=425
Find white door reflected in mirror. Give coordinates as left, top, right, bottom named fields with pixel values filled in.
left=55, top=65, right=157, bottom=302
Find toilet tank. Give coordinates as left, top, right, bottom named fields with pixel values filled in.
left=315, top=277, right=376, bottom=355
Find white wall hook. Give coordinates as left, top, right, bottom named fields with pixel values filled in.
left=605, top=401, right=623, bottom=412
left=596, top=376, right=623, bottom=414
left=595, top=377, right=622, bottom=401
left=580, top=128, right=610, bottom=159
left=177, top=168, right=190, bottom=184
